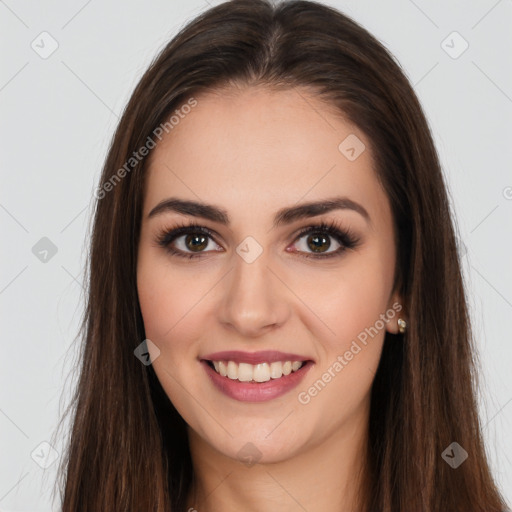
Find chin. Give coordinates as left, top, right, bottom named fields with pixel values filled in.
left=209, top=430, right=308, bottom=466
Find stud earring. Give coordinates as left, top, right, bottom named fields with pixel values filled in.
left=398, top=318, right=407, bottom=334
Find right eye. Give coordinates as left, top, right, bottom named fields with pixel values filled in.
left=155, top=223, right=223, bottom=259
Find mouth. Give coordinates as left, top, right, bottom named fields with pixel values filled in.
left=203, top=359, right=311, bottom=383
left=200, top=358, right=314, bottom=402
left=199, top=350, right=315, bottom=402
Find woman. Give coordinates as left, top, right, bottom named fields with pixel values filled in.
left=55, top=0, right=509, bottom=510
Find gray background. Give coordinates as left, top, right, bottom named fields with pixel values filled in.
left=1, top=0, right=511, bottom=510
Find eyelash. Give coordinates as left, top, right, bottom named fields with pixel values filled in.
left=154, top=220, right=360, bottom=260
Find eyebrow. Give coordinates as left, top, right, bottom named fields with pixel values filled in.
left=147, top=196, right=371, bottom=228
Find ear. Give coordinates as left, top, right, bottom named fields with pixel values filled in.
left=384, top=290, right=405, bottom=335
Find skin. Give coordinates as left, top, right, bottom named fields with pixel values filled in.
left=137, top=85, right=403, bottom=512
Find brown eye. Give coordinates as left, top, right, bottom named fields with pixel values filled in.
left=157, top=221, right=359, bottom=260
left=294, top=231, right=340, bottom=255
left=305, top=233, right=332, bottom=253
left=289, top=221, right=360, bottom=259
left=156, top=224, right=223, bottom=259
left=184, top=233, right=209, bottom=252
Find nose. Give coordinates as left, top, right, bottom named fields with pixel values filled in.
left=218, top=249, right=291, bottom=338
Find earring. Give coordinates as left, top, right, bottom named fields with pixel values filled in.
left=398, top=318, right=407, bottom=334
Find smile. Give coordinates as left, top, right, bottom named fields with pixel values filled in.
left=207, top=360, right=304, bottom=382
left=200, top=359, right=314, bottom=402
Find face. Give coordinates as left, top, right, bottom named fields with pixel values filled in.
left=137, top=86, right=402, bottom=464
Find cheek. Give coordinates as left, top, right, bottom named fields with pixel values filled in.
left=137, top=268, right=173, bottom=343
left=136, top=256, right=206, bottom=403
left=290, top=246, right=394, bottom=399
left=295, top=256, right=393, bottom=349
left=137, top=247, right=208, bottom=341
left=293, top=278, right=389, bottom=428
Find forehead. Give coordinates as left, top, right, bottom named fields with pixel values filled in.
left=143, top=86, right=389, bottom=226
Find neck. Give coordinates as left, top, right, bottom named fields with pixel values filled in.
left=185, top=407, right=370, bottom=512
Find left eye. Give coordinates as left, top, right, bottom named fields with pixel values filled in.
left=287, top=222, right=359, bottom=259
left=292, top=231, right=342, bottom=255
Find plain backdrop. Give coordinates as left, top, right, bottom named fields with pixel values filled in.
left=1, top=0, right=511, bottom=510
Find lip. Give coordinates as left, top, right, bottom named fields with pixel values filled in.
left=200, top=359, right=314, bottom=402
left=200, top=350, right=313, bottom=365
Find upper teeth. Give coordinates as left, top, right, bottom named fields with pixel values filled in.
left=211, top=360, right=304, bottom=382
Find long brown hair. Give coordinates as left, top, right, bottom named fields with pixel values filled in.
left=54, top=1, right=508, bottom=510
